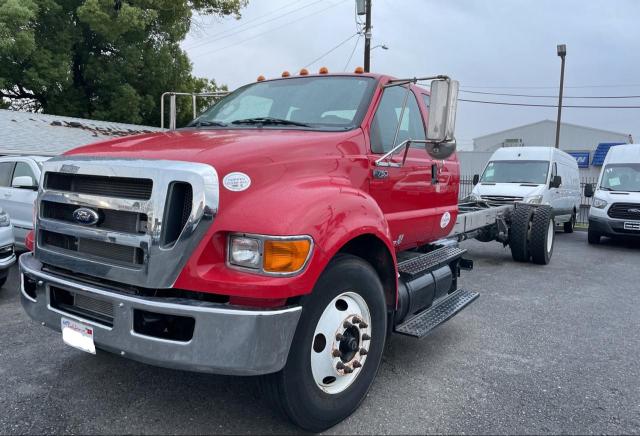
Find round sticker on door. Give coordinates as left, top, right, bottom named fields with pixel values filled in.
left=223, top=172, right=251, bottom=192
left=440, top=211, right=451, bottom=229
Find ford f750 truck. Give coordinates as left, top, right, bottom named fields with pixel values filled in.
left=20, top=70, right=555, bottom=432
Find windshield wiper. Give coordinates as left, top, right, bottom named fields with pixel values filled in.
left=189, top=119, right=228, bottom=128
left=231, top=117, right=310, bottom=127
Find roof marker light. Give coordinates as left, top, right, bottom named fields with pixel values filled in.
left=282, top=71, right=291, bottom=78
left=299, top=68, right=309, bottom=76
left=319, top=67, right=329, bottom=74
left=354, top=66, right=364, bottom=74
left=257, top=75, right=266, bottom=82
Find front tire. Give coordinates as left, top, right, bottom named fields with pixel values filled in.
left=564, top=212, right=576, bottom=233
left=261, top=254, right=387, bottom=432
left=510, top=204, right=534, bottom=262
left=588, top=228, right=601, bottom=244
left=530, top=205, right=555, bottom=265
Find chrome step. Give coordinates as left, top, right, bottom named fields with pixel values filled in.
left=397, top=246, right=467, bottom=280
left=394, top=289, right=479, bottom=338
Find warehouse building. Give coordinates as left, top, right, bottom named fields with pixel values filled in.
left=460, top=119, right=632, bottom=178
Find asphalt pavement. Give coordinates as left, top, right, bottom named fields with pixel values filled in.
left=1, top=232, right=639, bottom=434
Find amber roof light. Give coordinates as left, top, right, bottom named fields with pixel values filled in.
left=318, top=67, right=329, bottom=74
left=299, top=68, right=309, bottom=76
left=282, top=71, right=291, bottom=78
left=257, top=75, right=266, bottom=82
left=354, top=66, right=364, bottom=74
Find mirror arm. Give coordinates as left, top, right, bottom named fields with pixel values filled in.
left=375, top=140, right=412, bottom=167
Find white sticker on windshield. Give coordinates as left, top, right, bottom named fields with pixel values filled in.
left=223, top=172, right=251, bottom=192
left=609, top=177, right=620, bottom=186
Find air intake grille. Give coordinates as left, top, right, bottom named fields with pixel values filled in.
left=50, top=287, right=114, bottom=326
left=161, top=182, right=193, bottom=246
left=44, top=172, right=153, bottom=200
left=608, top=203, right=640, bottom=220
left=41, top=201, right=147, bottom=234
left=41, top=230, right=144, bottom=266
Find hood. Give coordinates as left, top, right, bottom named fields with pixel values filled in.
left=472, top=182, right=545, bottom=198
left=65, top=128, right=364, bottom=173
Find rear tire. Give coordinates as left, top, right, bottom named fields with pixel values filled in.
left=0, top=277, right=6, bottom=288
left=588, top=228, right=601, bottom=244
left=563, top=212, right=575, bottom=233
left=529, top=205, right=555, bottom=265
left=510, top=204, right=534, bottom=262
left=261, top=254, right=387, bottom=433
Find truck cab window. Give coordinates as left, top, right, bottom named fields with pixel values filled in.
left=0, top=162, right=15, bottom=187
left=370, top=86, right=426, bottom=153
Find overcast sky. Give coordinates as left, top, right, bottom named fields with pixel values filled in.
left=183, top=0, right=640, bottom=150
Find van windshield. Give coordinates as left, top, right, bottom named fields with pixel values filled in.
left=600, top=163, right=640, bottom=192
left=189, top=76, right=376, bottom=131
left=480, top=160, right=550, bottom=184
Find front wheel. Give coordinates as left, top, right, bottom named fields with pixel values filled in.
left=588, top=228, right=601, bottom=244
left=564, top=212, right=576, bottom=233
left=261, top=254, right=387, bottom=432
left=530, top=205, right=555, bottom=265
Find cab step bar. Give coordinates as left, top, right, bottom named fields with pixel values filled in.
left=397, top=246, right=467, bottom=280
left=394, top=289, right=479, bottom=338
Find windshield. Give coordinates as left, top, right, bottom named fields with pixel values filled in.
left=480, top=160, right=550, bottom=184
left=190, top=76, right=376, bottom=131
left=600, top=163, right=640, bottom=192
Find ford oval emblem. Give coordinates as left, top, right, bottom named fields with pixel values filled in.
left=72, top=207, right=100, bottom=226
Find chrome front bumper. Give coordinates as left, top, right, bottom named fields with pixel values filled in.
left=19, top=253, right=302, bottom=376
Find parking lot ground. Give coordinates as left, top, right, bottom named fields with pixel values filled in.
left=1, top=232, right=639, bottom=435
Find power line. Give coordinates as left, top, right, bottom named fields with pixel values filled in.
left=459, top=98, right=640, bottom=109
left=343, top=35, right=361, bottom=70
left=460, top=90, right=640, bottom=99
left=189, top=2, right=344, bottom=58
left=462, top=83, right=640, bottom=90
left=303, top=33, right=359, bottom=69
left=186, top=0, right=323, bottom=51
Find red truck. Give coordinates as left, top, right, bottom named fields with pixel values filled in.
left=20, top=70, right=555, bottom=432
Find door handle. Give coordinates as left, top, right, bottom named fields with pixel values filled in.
left=431, top=164, right=438, bottom=185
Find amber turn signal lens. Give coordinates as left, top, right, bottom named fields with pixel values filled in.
left=263, top=239, right=311, bottom=273
left=354, top=66, right=364, bottom=74
left=318, top=66, right=329, bottom=74
left=256, top=75, right=266, bottom=82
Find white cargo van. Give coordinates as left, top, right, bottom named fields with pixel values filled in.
left=470, top=147, right=581, bottom=232
left=584, top=143, right=640, bottom=243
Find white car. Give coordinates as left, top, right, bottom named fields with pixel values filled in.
left=0, top=156, right=49, bottom=248
left=585, top=143, right=640, bottom=244
left=469, top=146, right=581, bottom=232
left=0, top=207, right=16, bottom=288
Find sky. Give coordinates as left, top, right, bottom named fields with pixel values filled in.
left=183, top=0, right=640, bottom=150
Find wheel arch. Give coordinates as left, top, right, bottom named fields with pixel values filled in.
left=336, top=233, right=398, bottom=309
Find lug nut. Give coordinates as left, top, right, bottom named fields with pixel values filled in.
left=352, top=316, right=362, bottom=324
left=362, top=333, right=371, bottom=341
left=343, top=366, right=354, bottom=374
left=335, top=333, right=344, bottom=341
left=343, top=321, right=353, bottom=329
left=359, top=322, right=368, bottom=329
left=332, top=349, right=341, bottom=357
left=352, top=361, right=362, bottom=368
left=336, top=361, right=346, bottom=370
left=359, top=348, right=368, bottom=355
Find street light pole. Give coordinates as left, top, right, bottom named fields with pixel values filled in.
left=555, top=44, right=567, bottom=149
left=363, top=0, right=372, bottom=72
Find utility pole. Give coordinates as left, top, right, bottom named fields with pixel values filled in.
left=364, top=0, right=372, bottom=72
left=555, top=44, right=567, bottom=149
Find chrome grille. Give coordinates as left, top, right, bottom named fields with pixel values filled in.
left=51, top=286, right=114, bottom=326
left=35, top=157, right=219, bottom=288
left=481, top=195, right=524, bottom=204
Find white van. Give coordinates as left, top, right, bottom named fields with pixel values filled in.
left=585, top=143, right=640, bottom=243
left=470, top=146, right=581, bottom=232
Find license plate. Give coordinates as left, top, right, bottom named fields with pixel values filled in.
left=624, top=221, right=640, bottom=231
left=61, top=318, right=96, bottom=354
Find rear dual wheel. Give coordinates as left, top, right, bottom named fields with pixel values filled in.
left=261, top=255, right=386, bottom=433
left=509, top=204, right=555, bottom=265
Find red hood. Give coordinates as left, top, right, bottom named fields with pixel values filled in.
left=66, top=128, right=362, bottom=171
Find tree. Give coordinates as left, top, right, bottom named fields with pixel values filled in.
left=0, top=0, right=246, bottom=126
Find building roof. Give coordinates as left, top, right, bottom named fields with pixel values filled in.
left=473, top=119, right=630, bottom=141
left=0, top=109, right=161, bottom=156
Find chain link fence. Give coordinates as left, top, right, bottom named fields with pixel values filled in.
left=458, top=175, right=597, bottom=226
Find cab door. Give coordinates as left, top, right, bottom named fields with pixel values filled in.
left=366, top=85, right=438, bottom=250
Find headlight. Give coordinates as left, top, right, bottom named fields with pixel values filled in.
left=0, top=212, right=10, bottom=227
left=525, top=195, right=543, bottom=204
left=593, top=197, right=607, bottom=209
left=228, top=234, right=312, bottom=275
left=229, top=236, right=261, bottom=268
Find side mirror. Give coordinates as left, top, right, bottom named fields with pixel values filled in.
left=472, top=174, right=480, bottom=186
left=550, top=175, right=562, bottom=188
left=584, top=183, right=594, bottom=198
left=12, top=176, right=37, bottom=190
left=425, top=79, right=459, bottom=160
